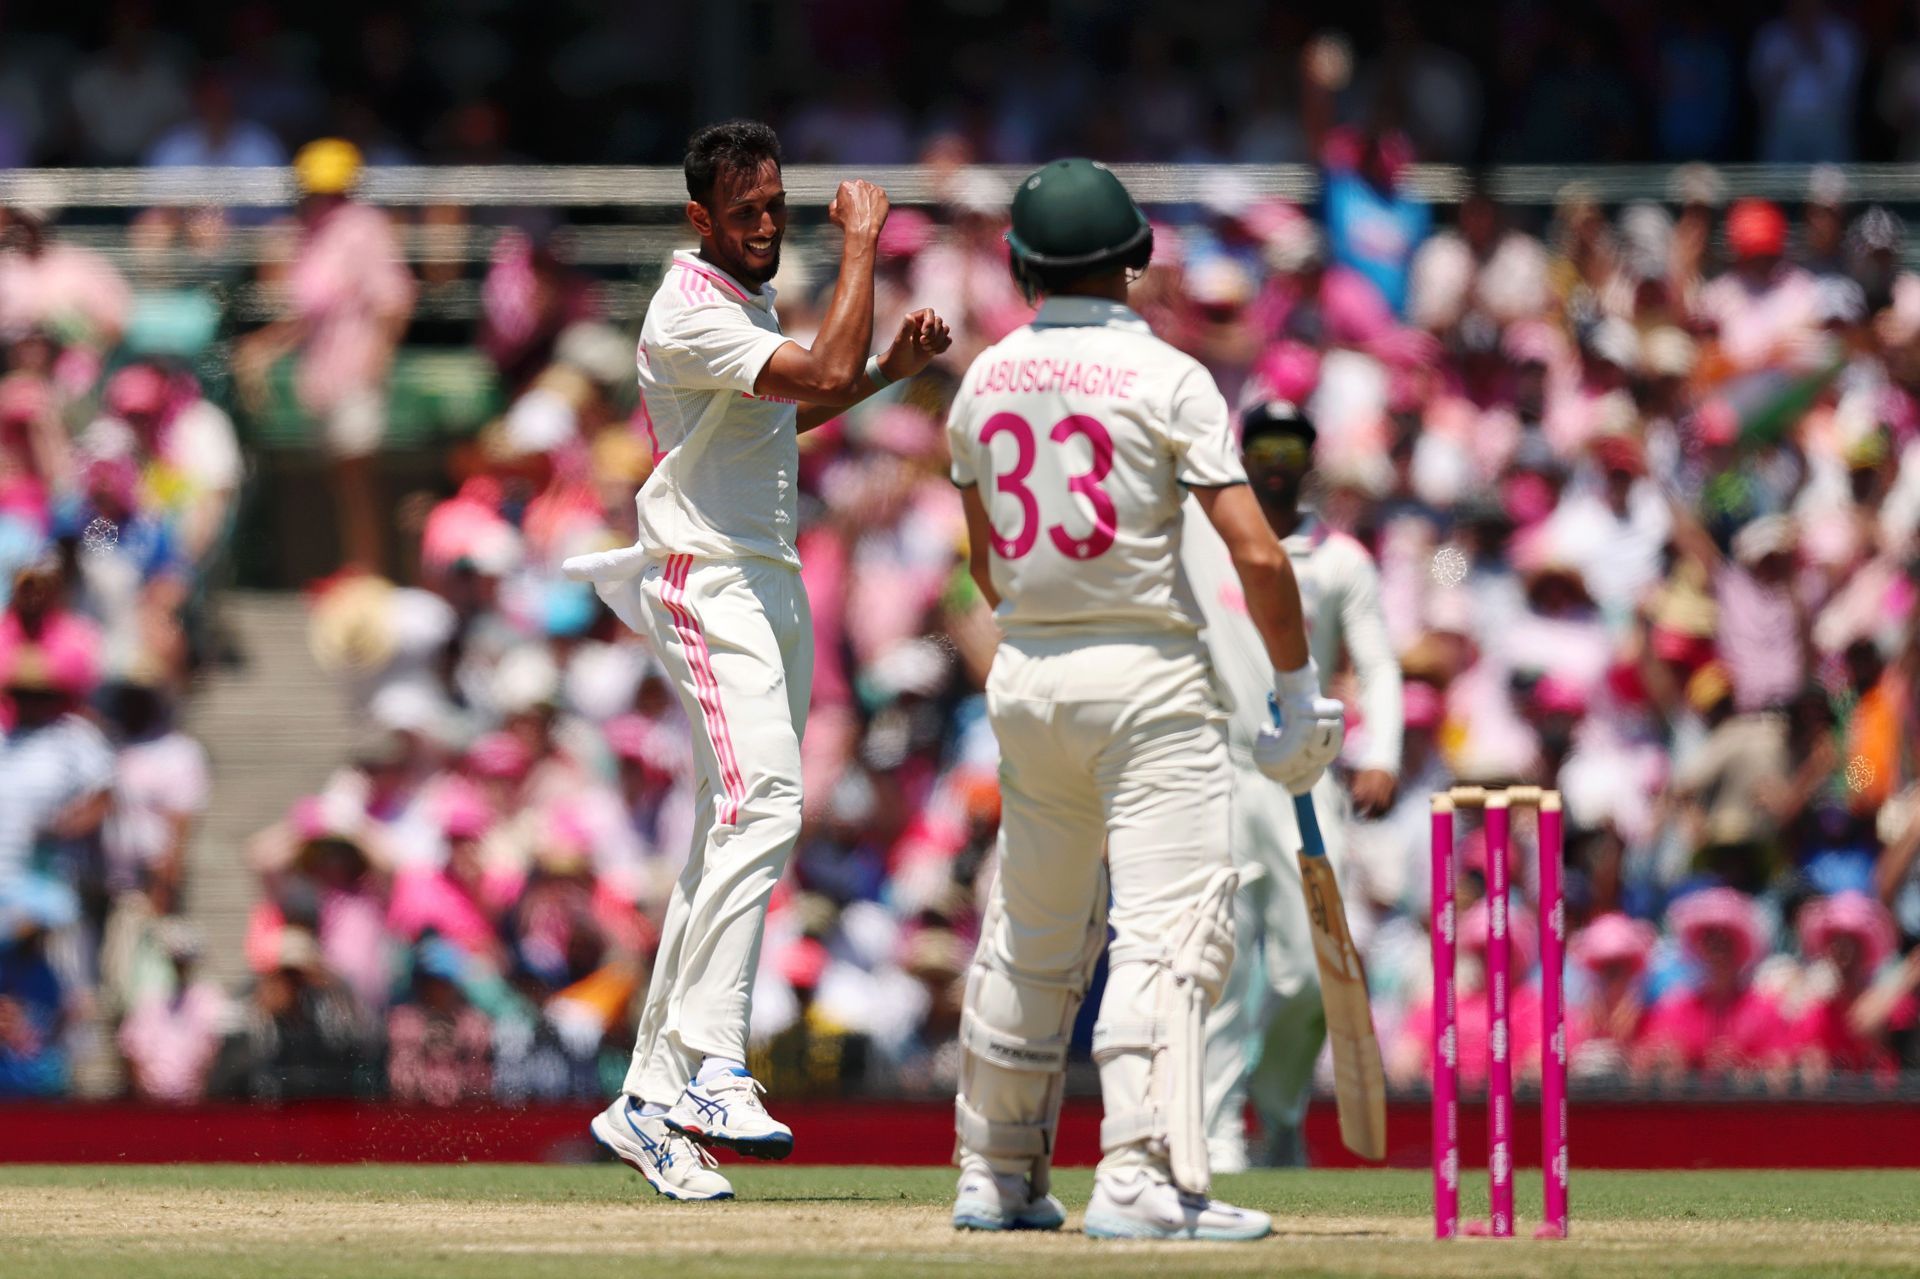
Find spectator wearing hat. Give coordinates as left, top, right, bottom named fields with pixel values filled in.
left=1388, top=896, right=1543, bottom=1091
left=1642, top=888, right=1794, bottom=1086
left=235, top=138, right=416, bottom=573
left=1792, top=892, right=1916, bottom=1084
left=1568, top=913, right=1658, bottom=1079
left=1695, top=199, right=1821, bottom=373
left=245, top=794, right=395, bottom=1018
left=93, top=364, right=243, bottom=567
left=236, top=925, right=377, bottom=1100
left=116, top=918, right=231, bottom=1103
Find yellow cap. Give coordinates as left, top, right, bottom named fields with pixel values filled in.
left=293, top=138, right=364, bottom=196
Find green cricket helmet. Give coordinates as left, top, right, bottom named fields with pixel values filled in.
left=1005, top=158, right=1154, bottom=300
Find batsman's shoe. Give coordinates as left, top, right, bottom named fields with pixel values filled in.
left=664, top=1068, right=795, bottom=1160
left=951, top=1158, right=1067, bottom=1232
left=590, top=1096, right=733, bottom=1201
left=1083, top=1167, right=1272, bottom=1242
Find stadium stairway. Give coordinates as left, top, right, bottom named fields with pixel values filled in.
left=183, top=592, right=355, bottom=986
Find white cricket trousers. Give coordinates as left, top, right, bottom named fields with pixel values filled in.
left=611, top=553, right=811, bottom=1105
left=1203, top=761, right=1350, bottom=1164
left=983, top=632, right=1232, bottom=1176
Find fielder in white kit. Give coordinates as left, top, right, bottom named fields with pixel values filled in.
left=567, top=121, right=950, bottom=1201
left=1185, top=402, right=1404, bottom=1171
left=943, top=158, right=1345, bottom=1242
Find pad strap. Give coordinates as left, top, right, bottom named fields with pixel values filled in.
left=956, top=1095, right=1050, bottom=1158
left=960, top=1007, right=1069, bottom=1073
left=1090, top=1020, right=1163, bottom=1063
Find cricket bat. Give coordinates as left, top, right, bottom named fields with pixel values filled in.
left=1294, top=790, right=1388, bottom=1161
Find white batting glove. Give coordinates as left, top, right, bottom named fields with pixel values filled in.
left=1254, top=663, right=1346, bottom=795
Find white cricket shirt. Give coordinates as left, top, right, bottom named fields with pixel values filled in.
left=947, top=296, right=1246, bottom=638
left=633, top=250, right=800, bottom=568
left=1182, top=504, right=1404, bottom=771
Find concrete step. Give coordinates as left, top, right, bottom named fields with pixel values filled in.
left=180, top=592, right=355, bottom=986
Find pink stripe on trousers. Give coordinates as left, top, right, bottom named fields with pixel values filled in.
left=660, top=554, right=747, bottom=825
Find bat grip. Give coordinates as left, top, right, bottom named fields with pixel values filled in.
left=1294, top=791, right=1328, bottom=860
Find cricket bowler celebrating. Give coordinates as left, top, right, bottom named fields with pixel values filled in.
left=1187, top=402, right=1404, bottom=1170
left=944, top=159, right=1345, bottom=1241
left=568, top=121, right=950, bottom=1200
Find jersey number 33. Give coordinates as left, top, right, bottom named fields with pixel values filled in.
left=981, top=412, right=1115, bottom=561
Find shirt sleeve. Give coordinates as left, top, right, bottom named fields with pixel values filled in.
left=945, top=381, right=978, bottom=488
left=656, top=301, right=794, bottom=395
left=1166, top=365, right=1247, bottom=488
left=1338, top=546, right=1405, bottom=775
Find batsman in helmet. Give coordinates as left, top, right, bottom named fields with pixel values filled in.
left=942, top=159, right=1346, bottom=1240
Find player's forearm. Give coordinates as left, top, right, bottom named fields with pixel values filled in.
left=960, top=486, right=1001, bottom=608
left=1195, top=485, right=1310, bottom=671
left=1236, top=549, right=1311, bottom=672
left=803, top=236, right=879, bottom=400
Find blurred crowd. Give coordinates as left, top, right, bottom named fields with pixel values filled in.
left=8, top=6, right=1920, bottom=1109
left=0, top=206, right=240, bottom=1096
left=8, top=1, right=1920, bottom=168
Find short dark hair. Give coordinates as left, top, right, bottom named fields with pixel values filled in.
left=684, top=120, right=783, bottom=206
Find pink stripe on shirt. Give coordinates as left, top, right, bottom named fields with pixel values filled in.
left=675, top=260, right=752, bottom=303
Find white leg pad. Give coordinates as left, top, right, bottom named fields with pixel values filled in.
left=953, top=887, right=1107, bottom=1196
left=1095, top=867, right=1239, bottom=1195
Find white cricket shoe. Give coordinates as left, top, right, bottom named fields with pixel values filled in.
left=590, top=1096, right=733, bottom=1201
left=663, top=1068, right=794, bottom=1160
left=1083, top=1166, right=1272, bottom=1242
left=950, top=1156, right=1067, bottom=1232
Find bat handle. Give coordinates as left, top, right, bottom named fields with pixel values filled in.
left=1270, top=694, right=1330, bottom=862
left=1294, top=791, right=1328, bottom=861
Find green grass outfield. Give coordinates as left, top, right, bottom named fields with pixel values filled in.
left=4, top=1165, right=1919, bottom=1279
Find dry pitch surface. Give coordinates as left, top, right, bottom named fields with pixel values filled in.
left=4, top=1165, right=1918, bottom=1279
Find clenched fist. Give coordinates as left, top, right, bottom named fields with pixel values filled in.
left=829, top=179, right=890, bottom=243
left=877, top=308, right=953, bottom=382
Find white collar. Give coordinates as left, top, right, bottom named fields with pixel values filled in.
left=671, top=249, right=775, bottom=310
left=1032, top=296, right=1150, bottom=332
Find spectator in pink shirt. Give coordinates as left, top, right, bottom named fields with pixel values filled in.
left=1389, top=896, right=1542, bottom=1090
left=236, top=139, right=415, bottom=572
left=1567, top=913, right=1657, bottom=1079
left=1642, top=888, right=1794, bottom=1086
left=117, top=919, right=231, bottom=1103
left=1793, top=892, right=1917, bottom=1085
left=1694, top=199, right=1821, bottom=372
left=0, top=205, right=131, bottom=354
left=386, top=785, right=513, bottom=967
left=0, top=562, right=103, bottom=716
